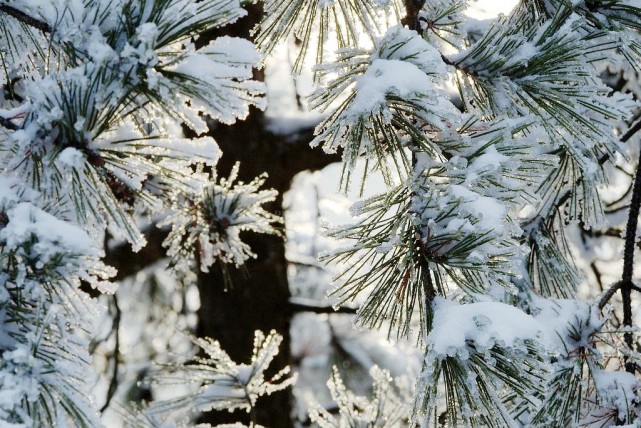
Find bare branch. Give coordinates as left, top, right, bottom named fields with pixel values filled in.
left=599, top=280, right=622, bottom=310
left=621, top=117, right=641, bottom=143
left=0, top=116, right=18, bottom=131
left=100, top=295, right=121, bottom=413
left=287, top=298, right=357, bottom=315
left=0, top=5, right=51, bottom=33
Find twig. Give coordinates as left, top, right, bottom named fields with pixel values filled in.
left=598, top=280, right=622, bottom=310
left=599, top=135, right=641, bottom=371
left=287, top=300, right=357, bottom=314
left=599, top=140, right=641, bottom=308
left=0, top=5, right=51, bottom=33
left=621, top=117, right=641, bottom=143
left=590, top=261, right=604, bottom=292
left=620, top=144, right=641, bottom=372
left=100, top=295, right=121, bottom=413
left=0, top=116, right=18, bottom=131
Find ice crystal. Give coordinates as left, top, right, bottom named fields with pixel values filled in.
left=162, top=163, right=282, bottom=272
left=141, top=330, right=295, bottom=424
left=309, top=365, right=412, bottom=427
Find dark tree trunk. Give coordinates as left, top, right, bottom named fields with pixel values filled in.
left=194, top=102, right=339, bottom=425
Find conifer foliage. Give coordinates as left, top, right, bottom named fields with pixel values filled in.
left=1, top=0, right=641, bottom=426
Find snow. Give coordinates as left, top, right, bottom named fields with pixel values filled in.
left=348, top=58, right=433, bottom=115
left=175, top=38, right=259, bottom=81
left=532, top=297, right=602, bottom=353
left=376, top=26, right=447, bottom=74
left=465, top=0, right=518, bottom=20
left=56, top=147, right=85, bottom=169
left=591, top=369, right=641, bottom=422
left=161, top=163, right=281, bottom=271
left=86, top=36, right=117, bottom=65
left=0, top=202, right=96, bottom=259
left=428, top=298, right=543, bottom=357
left=139, top=136, right=221, bottom=166
left=344, top=25, right=449, bottom=117
left=1, top=0, right=641, bottom=426
left=449, top=185, right=507, bottom=233
left=0, top=177, right=21, bottom=209
left=468, top=145, right=508, bottom=172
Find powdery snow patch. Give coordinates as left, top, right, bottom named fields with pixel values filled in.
left=0, top=202, right=96, bottom=260
left=585, top=370, right=641, bottom=424
left=532, top=297, right=602, bottom=353
left=56, top=147, right=86, bottom=169
left=427, top=298, right=544, bottom=357
left=348, top=59, right=433, bottom=116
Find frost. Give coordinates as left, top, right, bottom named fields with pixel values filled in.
left=427, top=298, right=543, bottom=358
left=310, top=24, right=458, bottom=184
left=56, top=147, right=85, bottom=169
left=309, top=365, right=411, bottom=427
left=532, top=297, right=603, bottom=353
left=2, top=0, right=262, bottom=248
left=167, top=36, right=266, bottom=127
left=590, top=370, right=641, bottom=423
left=415, top=298, right=550, bottom=427
left=1, top=202, right=95, bottom=261
left=256, top=0, right=391, bottom=73
left=161, top=163, right=282, bottom=272
left=142, top=330, right=295, bottom=423
left=0, top=193, right=113, bottom=426
left=348, top=58, right=433, bottom=115
left=1, top=0, right=641, bottom=426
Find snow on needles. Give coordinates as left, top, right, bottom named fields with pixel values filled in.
left=427, top=298, right=543, bottom=358
left=161, top=163, right=282, bottom=272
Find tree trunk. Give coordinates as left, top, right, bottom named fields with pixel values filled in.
left=195, top=106, right=338, bottom=426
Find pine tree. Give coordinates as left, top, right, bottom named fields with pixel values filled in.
left=1, top=0, right=641, bottom=427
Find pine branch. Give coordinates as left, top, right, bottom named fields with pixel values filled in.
left=544, top=115, right=641, bottom=221
left=440, top=53, right=478, bottom=77
left=0, top=5, right=51, bottom=32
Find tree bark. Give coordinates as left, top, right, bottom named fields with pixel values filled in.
left=195, top=103, right=339, bottom=425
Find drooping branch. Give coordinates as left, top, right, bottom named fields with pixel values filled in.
left=539, top=115, right=641, bottom=227
left=0, top=5, right=51, bottom=33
